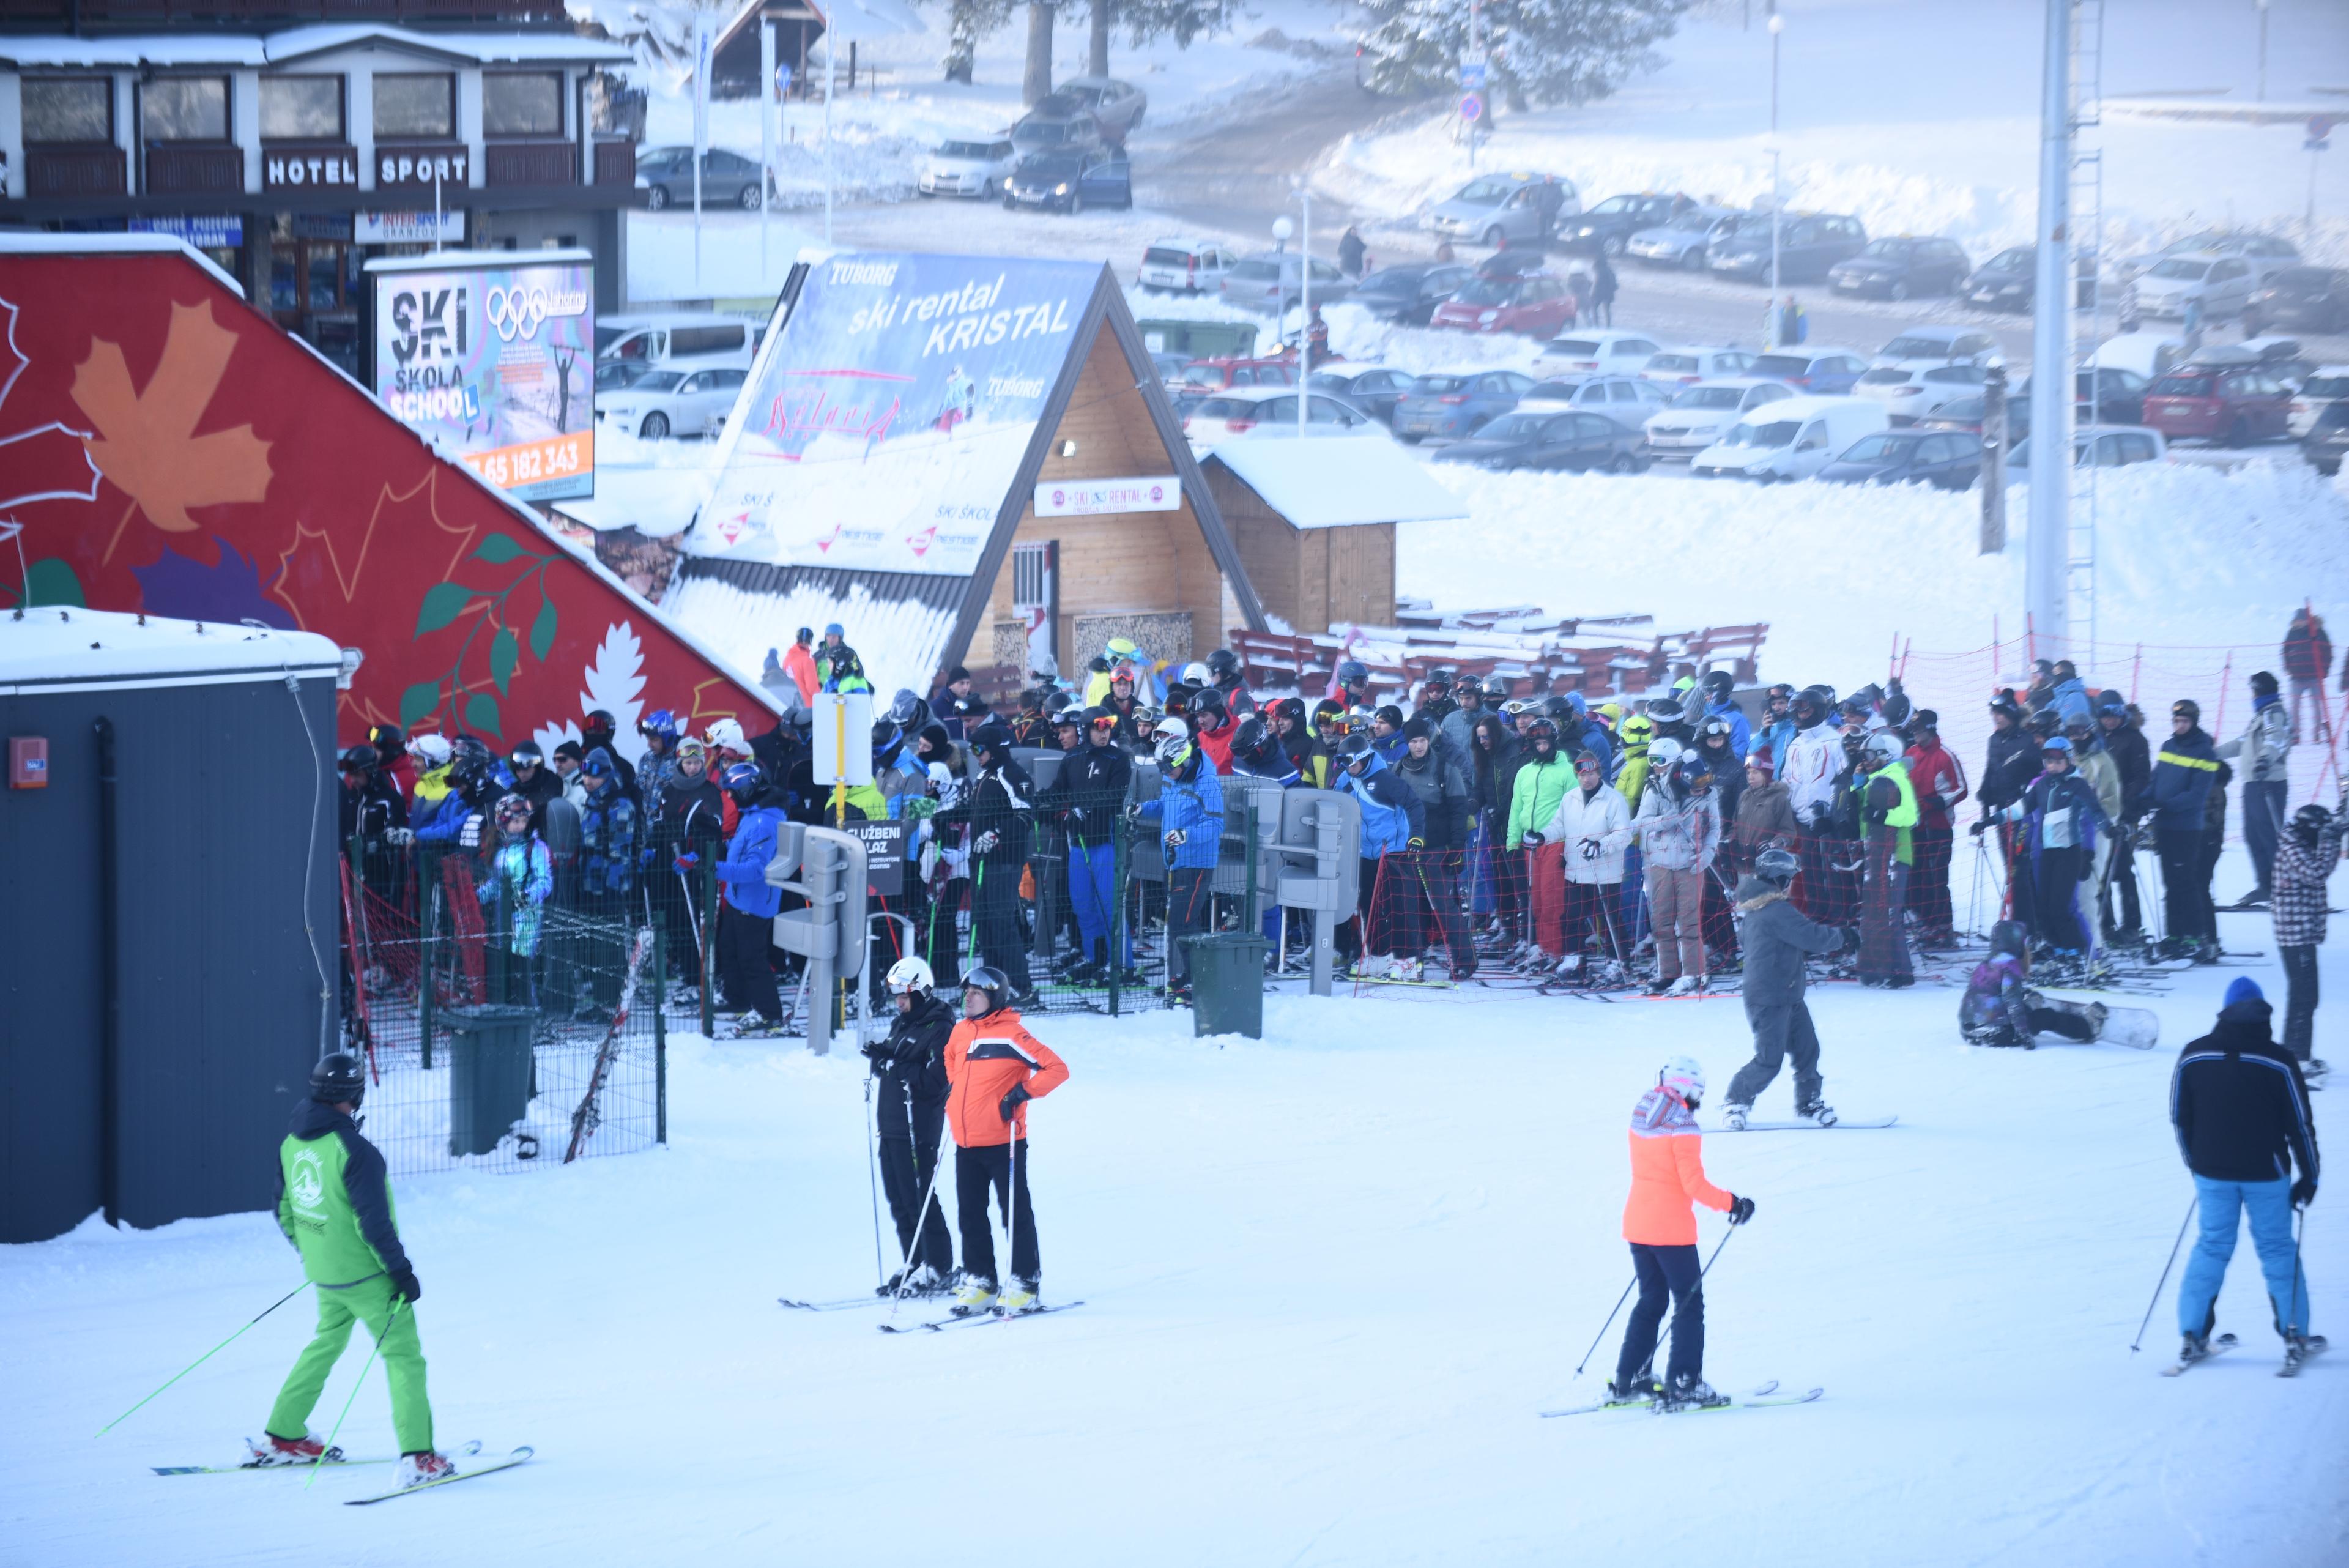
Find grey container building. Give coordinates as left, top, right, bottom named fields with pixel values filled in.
left=2, top=609, right=343, bottom=1243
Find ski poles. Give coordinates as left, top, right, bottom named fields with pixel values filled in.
left=97, top=1282, right=310, bottom=1436
left=1003, top=1127, right=1021, bottom=1310
left=2288, top=1208, right=2308, bottom=1341
left=2129, top=1195, right=2198, bottom=1353
left=1571, top=1276, right=1640, bottom=1378
left=885, top=1140, right=953, bottom=1323
left=308, top=1300, right=401, bottom=1490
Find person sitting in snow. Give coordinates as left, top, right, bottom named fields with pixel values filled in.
left=1959, top=920, right=2102, bottom=1047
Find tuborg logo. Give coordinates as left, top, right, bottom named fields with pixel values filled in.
left=290, top=1151, right=327, bottom=1212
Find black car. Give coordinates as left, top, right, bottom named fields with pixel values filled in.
left=1309, top=366, right=1418, bottom=425
left=2252, top=267, right=2349, bottom=334
left=1557, top=192, right=1698, bottom=256
left=1964, top=245, right=2036, bottom=310
left=1915, top=393, right=2032, bottom=442
left=1828, top=236, right=1973, bottom=301
left=1003, top=149, right=1131, bottom=213
left=2307, top=400, right=2349, bottom=477
left=1709, top=212, right=1869, bottom=283
left=636, top=146, right=768, bottom=211
left=1349, top=263, right=1472, bottom=325
left=1431, top=408, right=1647, bottom=473
left=1817, top=429, right=1984, bottom=489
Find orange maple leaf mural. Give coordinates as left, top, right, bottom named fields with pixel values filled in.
left=73, top=299, right=273, bottom=562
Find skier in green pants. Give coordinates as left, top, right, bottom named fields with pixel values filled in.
left=255, top=1052, right=453, bottom=1488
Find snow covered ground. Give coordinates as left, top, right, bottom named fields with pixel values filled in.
left=1319, top=0, right=2349, bottom=269
left=8, top=936, right=2343, bottom=1566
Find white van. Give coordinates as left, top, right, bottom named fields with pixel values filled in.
left=1689, top=394, right=1890, bottom=481
left=595, top=312, right=762, bottom=370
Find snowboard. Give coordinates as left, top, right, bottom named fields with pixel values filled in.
left=2093, top=1005, right=2160, bottom=1050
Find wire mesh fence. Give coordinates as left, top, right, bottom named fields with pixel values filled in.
left=341, top=847, right=666, bottom=1180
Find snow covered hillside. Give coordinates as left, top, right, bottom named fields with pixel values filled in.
left=9, top=955, right=2343, bottom=1565
left=1319, top=0, right=2349, bottom=268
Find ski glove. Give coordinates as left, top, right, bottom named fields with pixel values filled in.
left=974, top=830, right=1000, bottom=855
left=1727, top=1195, right=1756, bottom=1225
left=999, top=1083, right=1031, bottom=1123
left=1164, top=828, right=1187, bottom=847
left=674, top=852, right=699, bottom=871
left=1408, top=837, right=1425, bottom=850
left=2291, top=1176, right=2318, bottom=1211
left=390, top=1266, right=422, bottom=1304
left=1520, top=831, right=1545, bottom=849
left=1580, top=837, right=1601, bottom=860
left=1969, top=820, right=1990, bottom=837
left=385, top=827, right=415, bottom=847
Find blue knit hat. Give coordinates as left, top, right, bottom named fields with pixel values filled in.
left=2224, top=976, right=2264, bottom=1008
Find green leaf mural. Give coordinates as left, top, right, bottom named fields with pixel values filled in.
left=399, top=680, right=442, bottom=731
left=490, top=628, right=519, bottom=694
left=415, top=581, right=473, bottom=636
left=530, top=594, right=559, bottom=661
left=466, top=693, right=502, bottom=738
left=472, top=534, right=527, bottom=565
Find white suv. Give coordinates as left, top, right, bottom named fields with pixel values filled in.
left=1853, top=363, right=1991, bottom=425
left=1140, top=239, right=1238, bottom=294
left=1644, top=377, right=1794, bottom=457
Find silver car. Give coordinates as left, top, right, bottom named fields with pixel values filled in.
left=1425, top=173, right=1578, bottom=248
left=1050, top=76, right=1146, bottom=142
left=1010, top=107, right=1104, bottom=157
left=1626, top=209, right=1748, bottom=270
left=920, top=137, right=1017, bottom=199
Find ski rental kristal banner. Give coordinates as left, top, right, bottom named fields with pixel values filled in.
left=692, top=254, right=1100, bottom=576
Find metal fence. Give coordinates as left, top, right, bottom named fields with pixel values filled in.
left=341, top=847, right=666, bottom=1178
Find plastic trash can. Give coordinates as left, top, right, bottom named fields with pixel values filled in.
left=1181, top=933, right=1270, bottom=1039
left=443, top=1003, right=536, bottom=1157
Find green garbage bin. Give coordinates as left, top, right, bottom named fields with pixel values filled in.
left=1181, top=933, right=1271, bottom=1039
left=443, top=1003, right=536, bottom=1157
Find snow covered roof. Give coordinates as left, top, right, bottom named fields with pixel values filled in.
left=1204, top=440, right=1469, bottom=530
left=0, top=27, right=630, bottom=70
left=0, top=233, right=243, bottom=297
left=1, top=608, right=343, bottom=694
left=662, top=562, right=966, bottom=708
left=549, top=466, right=713, bottom=538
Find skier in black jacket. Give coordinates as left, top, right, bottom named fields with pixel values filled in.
left=2096, top=693, right=2152, bottom=937
left=1040, top=711, right=1135, bottom=981
left=935, top=723, right=1036, bottom=999
left=2170, top=976, right=2321, bottom=1370
left=866, top=957, right=957, bottom=1295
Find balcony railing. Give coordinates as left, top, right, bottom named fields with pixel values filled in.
left=483, top=139, right=575, bottom=188
left=26, top=146, right=128, bottom=198
left=145, top=144, right=244, bottom=195
left=591, top=139, right=634, bottom=188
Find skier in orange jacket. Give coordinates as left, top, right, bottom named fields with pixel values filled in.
left=1610, top=1057, right=1754, bottom=1410
left=943, top=965, right=1069, bottom=1316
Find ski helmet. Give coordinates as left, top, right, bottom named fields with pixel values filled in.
left=1863, top=731, right=1904, bottom=767
left=1647, top=737, right=1685, bottom=773
left=1206, top=647, right=1241, bottom=680
left=1335, top=732, right=1377, bottom=773
left=508, top=740, right=545, bottom=771
left=450, top=735, right=493, bottom=787
left=1040, top=689, right=1074, bottom=717
left=960, top=964, right=1012, bottom=1017
left=639, top=708, right=679, bottom=743
left=2172, top=699, right=2201, bottom=724
left=1152, top=715, right=1193, bottom=769
left=2040, top=734, right=2074, bottom=758
left=1674, top=752, right=1714, bottom=793
left=885, top=956, right=936, bottom=995
left=1423, top=669, right=1454, bottom=696
left=1989, top=920, right=2029, bottom=958
left=2289, top=804, right=2332, bottom=850
left=1659, top=1055, right=1705, bottom=1106
left=1754, top=846, right=1800, bottom=888
left=410, top=733, right=453, bottom=769
left=871, top=716, right=902, bottom=754
left=1702, top=670, right=1734, bottom=702
left=338, top=743, right=380, bottom=776
left=1181, top=661, right=1212, bottom=686
left=493, top=792, right=532, bottom=834
left=368, top=723, right=405, bottom=755
left=674, top=737, right=708, bottom=777
left=1193, top=688, right=1230, bottom=724
left=721, top=760, right=765, bottom=805
left=311, top=1052, right=366, bottom=1107
left=1521, top=715, right=1560, bottom=753
left=970, top=723, right=1014, bottom=764
left=1646, top=696, right=1685, bottom=726
left=704, top=718, right=749, bottom=756
left=1234, top=715, right=1273, bottom=761
left=1335, top=658, right=1370, bottom=689
left=1052, top=705, right=1084, bottom=735
left=1988, top=692, right=2022, bottom=723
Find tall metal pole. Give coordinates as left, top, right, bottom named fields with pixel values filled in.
left=1299, top=185, right=1312, bottom=438
left=1767, top=26, right=1782, bottom=343
left=2026, top=0, right=2074, bottom=658
left=760, top=21, right=776, bottom=273
left=824, top=28, right=836, bottom=245
left=2257, top=0, right=2270, bottom=104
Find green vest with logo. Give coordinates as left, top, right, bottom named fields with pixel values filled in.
left=1866, top=760, right=1920, bottom=865
left=279, top=1132, right=398, bottom=1287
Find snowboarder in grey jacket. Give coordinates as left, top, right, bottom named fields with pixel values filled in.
left=2215, top=671, right=2293, bottom=907
left=1723, top=847, right=1850, bottom=1128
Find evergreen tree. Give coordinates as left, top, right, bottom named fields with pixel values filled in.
left=1359, top=0, right=1687, bottom=113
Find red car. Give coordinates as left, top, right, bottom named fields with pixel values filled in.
left=2140, top=365, right=2295, bottom=447
left=1429, top=272, right=1578, bottom=336
left=1173, top=357, right=1297, bottom=395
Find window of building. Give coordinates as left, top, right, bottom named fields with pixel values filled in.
left=374, top=73, right=455, bottom=139
left=141, top=76, right=229, bottom=142
left=483, top=72, right=562, bottom=138
left=24, top=77, right=113, bottom=144
left=261, top=75, right=344, bottom=141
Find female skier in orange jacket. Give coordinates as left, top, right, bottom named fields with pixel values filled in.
left=943, top=965, right=1070, bottom=1317
left=1611, top=1056, right=1754, bottom=1410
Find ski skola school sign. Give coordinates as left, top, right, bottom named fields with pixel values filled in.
left=696, top=253, right=1100, bottom=578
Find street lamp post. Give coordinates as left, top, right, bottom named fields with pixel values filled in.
left=1287, top=179, right=1313, bottom=438
left=1768, top=12, right=1784, bottom=347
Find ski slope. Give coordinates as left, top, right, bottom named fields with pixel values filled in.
left=6, top=930, right=2342, bottom=1566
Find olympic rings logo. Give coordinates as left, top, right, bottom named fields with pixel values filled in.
left=482, top=282, right=589, bottom=343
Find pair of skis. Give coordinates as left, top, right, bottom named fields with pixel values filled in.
left=1541, top=1381, right=1824, bottom=1418
left=2162, top=1332, right=2330, bottom=1378
left=155, top=1439, right=532, bottom=1503
left=779, top=1294, right=1086, bottom=1333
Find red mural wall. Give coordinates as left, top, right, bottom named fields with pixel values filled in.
left=0, top=247, right=774, bottom=755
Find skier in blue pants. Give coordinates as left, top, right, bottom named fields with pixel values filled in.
left=1044, top=707, right=1136, bottom=983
